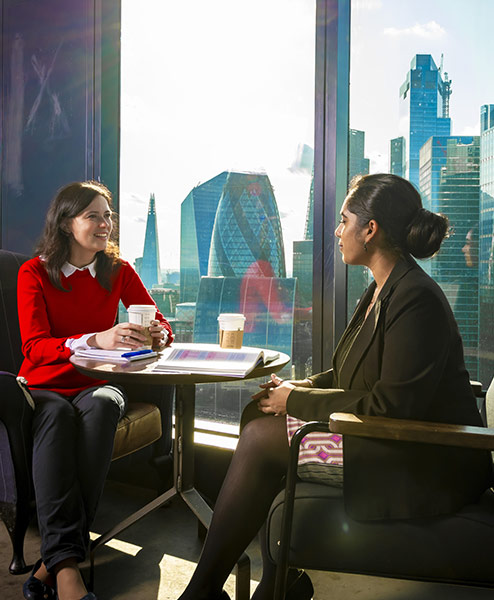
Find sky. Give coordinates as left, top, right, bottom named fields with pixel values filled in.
left=119, top=0, right=494, bottom=275
left=350, top=0, right=494, bottom=172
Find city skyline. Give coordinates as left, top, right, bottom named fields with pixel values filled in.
left=120, top=0, right=315, bottom=274
left=116, top=0, right=494, bottom=422
left=350, top=0, right=494, bottom=172
left=120, top=0, right=494, bottom=275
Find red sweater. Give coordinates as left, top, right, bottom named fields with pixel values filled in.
left=18, top=257, right=173, bottom=396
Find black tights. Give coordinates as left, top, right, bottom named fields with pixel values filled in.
left=178, top=411, right=289, bottom=600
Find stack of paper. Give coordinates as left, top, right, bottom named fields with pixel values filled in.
left=74, top=348, right=158, bottom=363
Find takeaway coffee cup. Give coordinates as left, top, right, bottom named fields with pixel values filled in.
left=128, top=304, right=156, bottom=347
left=218, top=313, right=246, bottom=349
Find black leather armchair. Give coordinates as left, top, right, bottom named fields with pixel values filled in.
left=0, top=249, right=174, bottom=575
left=268, top=405, right=494, bottom=599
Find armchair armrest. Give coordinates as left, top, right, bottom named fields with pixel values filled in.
left=0, top=373, right=34, bottom=425
left=329, top=412, right=494, bottom=451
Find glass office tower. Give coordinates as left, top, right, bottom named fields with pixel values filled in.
left=194, top=171, right=292, bottom=352
left=292, top=175, right=314, bottom=378
left=390, top=136, right=406, bottom=177
left=293, top=172, right=314, bottom=308
left=420, top=136, right=480, bottom=377
left=180, top=172, right=228, bottom=303
left=194, top=276, right=295, bottom=355
left=347, top=129, right=370, bottom=313
left=349, top=129, right=370, bottom=181
left=400, top=54, right=452, bottom=189
left=303, top=174, right=314, bottom=242
left=208, top=171, right=286, bottom=278
left=192, top=171, right=295, bottom=424
left=138, top=193, right=161, bottom=289
left=480, top=104, right=494, bottom=384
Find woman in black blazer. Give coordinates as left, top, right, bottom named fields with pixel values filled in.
left=177, top=174, right=493, bottom=600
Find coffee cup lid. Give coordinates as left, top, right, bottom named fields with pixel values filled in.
left=128, top=304, right=156, bottom=311
left=217, top=313, right=246, bottom=321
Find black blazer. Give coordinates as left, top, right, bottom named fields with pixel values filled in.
left=287, top=254, right=493, bottom=520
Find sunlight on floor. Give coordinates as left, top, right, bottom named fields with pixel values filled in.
left=158, top=554, right=260, bottom=600
left=89, top=531, right=142, bottom=557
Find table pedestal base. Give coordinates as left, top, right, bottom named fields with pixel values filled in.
left=89, top=384, right=251, bottom=600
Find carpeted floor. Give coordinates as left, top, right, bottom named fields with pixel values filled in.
left=1, top=480, right=492, bottom=599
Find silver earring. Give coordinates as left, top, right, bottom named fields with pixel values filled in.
left=363, top=241, right=368, bottom=252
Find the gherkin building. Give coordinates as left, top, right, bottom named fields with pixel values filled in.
left=208, top=172, right=286, bottom=278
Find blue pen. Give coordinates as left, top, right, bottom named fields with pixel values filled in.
left=121, top=349, right=154, bottom=358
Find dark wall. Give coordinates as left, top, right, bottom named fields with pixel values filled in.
left=0, top=0, right=120, bottom=255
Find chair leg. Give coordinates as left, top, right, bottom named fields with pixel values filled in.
left=235, top=552, right=250, bottom=600
left=88, top=547, right=96, bottom=592
left=0, top=500, right=30, bottom=574
left=273, top=422, right=329, bottom=600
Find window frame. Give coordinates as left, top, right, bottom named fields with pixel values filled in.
left=104, top=0, right=351, bottom=426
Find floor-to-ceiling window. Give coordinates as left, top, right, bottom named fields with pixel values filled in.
left=349, top=0, right=494, bottom=385
left=119, top=0, right=318, bottom=436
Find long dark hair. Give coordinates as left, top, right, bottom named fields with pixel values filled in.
left=35, top=181, right=121, bottom=291
left=346, top=173, right=449, bottom=259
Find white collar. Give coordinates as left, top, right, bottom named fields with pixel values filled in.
left=61, top=260, right=97, bottom=278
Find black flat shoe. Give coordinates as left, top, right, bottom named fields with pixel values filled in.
left=23, top=559, right=57, bottom=600
left=80, top=594, right=97, bottom=600
left=285, top=569, right=314, bottom=600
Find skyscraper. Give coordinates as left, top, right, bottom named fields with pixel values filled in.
left=192, top=171, right=292, bottom=347
left=348, top=129, right=370, bottom=181
left=294, top=172, right=314, bottom=307
left=420, top=135, right=480, bottom=377
left=180, top=172, right=228, bottom=302
left=208, top=172, right=286, bottom=278
left=292, top=174, right=314, bottom=378
left=348, top=129, right=370, bottom=312
left=303, top=174, right=314, bottom=242
left=139, top=193, right=161, bottom=289
left=400, top=55, right=452, bottom=189
left=189, top=171, right=295, bottom=423
left=479, top=104, right=494, bottom=384
left=390, top=136, right=406, bottom=177
left=481, top=104, right=494, bottom=133
left=180, top=171, right=290, bottom=344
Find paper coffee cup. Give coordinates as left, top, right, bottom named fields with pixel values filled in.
left=128, top=304, right=156, bottom=347
left=218, top=313, right=246, bottom=349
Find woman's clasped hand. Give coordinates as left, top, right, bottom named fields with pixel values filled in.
left=88, top=319, right=169, bottom=350
left=253, top=374, right=294, bottom=417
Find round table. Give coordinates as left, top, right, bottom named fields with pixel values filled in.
left=71, top=347, right=290, bottom=597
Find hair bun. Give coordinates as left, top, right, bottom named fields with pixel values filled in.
left=406, top=209, right=449, bottom=259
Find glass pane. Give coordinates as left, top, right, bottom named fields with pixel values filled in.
left=120, top=0, right=316, bottom=427
left=349, top=0, right=494, bottom=384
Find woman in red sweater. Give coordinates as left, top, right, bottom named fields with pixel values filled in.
left=18, top=181, right=173, bottom=600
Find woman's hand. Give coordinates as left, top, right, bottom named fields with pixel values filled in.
left=149, top=319, right=171, bottom=350
left=251, top=373, right=283, bottom=401
left=254, top=373, right=294, bottom=417
left=88, top=323, right=147, bottom=350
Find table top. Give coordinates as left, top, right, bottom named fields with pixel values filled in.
left=70, top=347, right=290, bottom=386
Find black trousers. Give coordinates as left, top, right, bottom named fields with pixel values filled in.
left=30, top=385, right=126, bottom=572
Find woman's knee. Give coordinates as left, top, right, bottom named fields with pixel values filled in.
left=72, top=385, right=126, bottom=421
left=235, top=416, right=289, bottom=473
left=239, top=414, right=287, bottom=451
